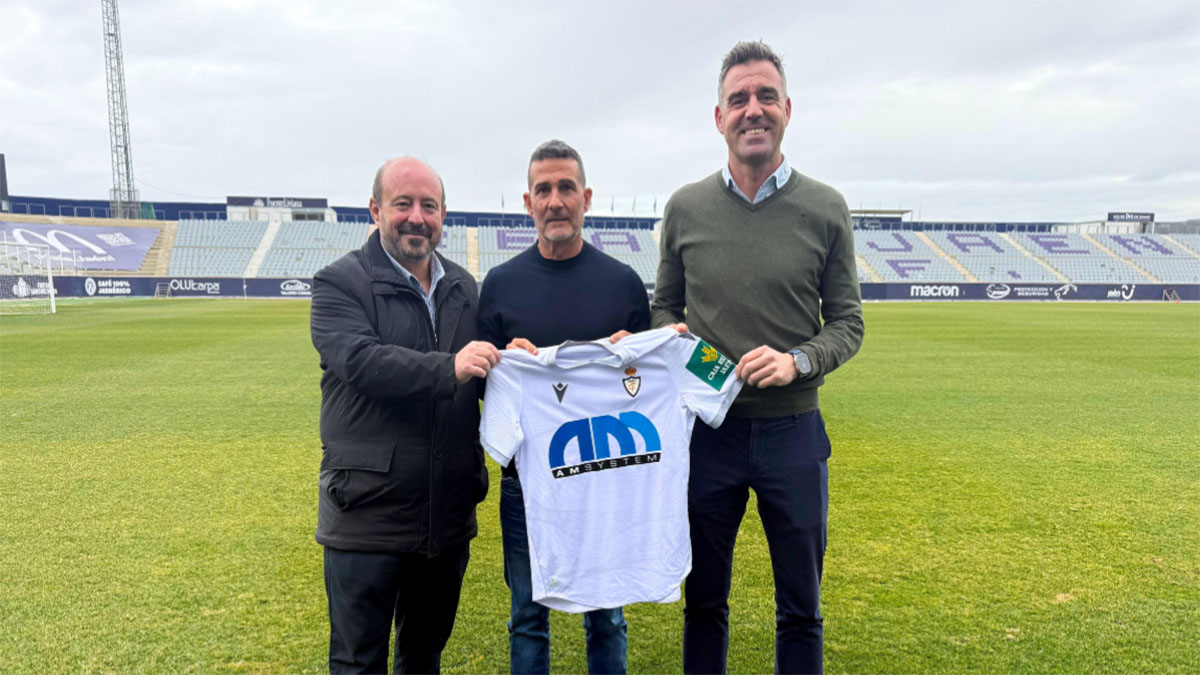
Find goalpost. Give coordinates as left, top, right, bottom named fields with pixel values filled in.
left=0, top=240, right=58, bottom=315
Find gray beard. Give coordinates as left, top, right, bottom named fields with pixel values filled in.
left=382, top=236, right=431, bottom=264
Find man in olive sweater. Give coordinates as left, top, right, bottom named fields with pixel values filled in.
left=651, top=41, right=864, bottom=674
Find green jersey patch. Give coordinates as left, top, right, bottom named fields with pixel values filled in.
left=685, top=340, right=734, bottom=390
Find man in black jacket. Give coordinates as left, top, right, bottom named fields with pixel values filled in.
left=310, top=157, right=501, bottom=674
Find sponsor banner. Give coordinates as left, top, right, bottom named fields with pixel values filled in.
left=82, top=277, right=138, bottom=296
left=227, top=196, right=328, bottom=209
left=53, top=276, right=241, bottom=297
left=1, top=274, right=57, bottom=299
left=1107, top=212, right=1154, bottom=223
left=164, top=277, right=241, bottom=296
left=860, top=283, right=1200, bottom=301
left=245, top=278, right=312, bottom=297
left=39, top=277, right=1200, bottom=301
left=0, top=221, right=160, bottom=270
left=50, top=276, right=317, bottom=298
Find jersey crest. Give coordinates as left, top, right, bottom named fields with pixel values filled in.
left=622, top=366, right=641, bottom=397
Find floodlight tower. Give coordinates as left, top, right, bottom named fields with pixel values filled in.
left=101, top=0, right=140, bottom=219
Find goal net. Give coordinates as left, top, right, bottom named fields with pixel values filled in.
left=0, top=240, right=58, bottom=315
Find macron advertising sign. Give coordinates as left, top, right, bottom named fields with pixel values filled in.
left=0, top=222, right=160, bottom=270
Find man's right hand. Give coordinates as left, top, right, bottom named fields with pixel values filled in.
left=611, top=323, right=687, bottom=343
left=455, top=341, right=502, bottom=383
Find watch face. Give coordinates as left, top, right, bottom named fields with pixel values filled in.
left=794, top=352, right=812, bottom=375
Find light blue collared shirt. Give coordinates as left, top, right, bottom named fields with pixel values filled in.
left=722, top=157, right=792, bottom=204
left=382, top=246, right=445, bottom=335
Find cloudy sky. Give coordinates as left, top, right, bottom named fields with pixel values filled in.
left=2, top=0, right=1197, bottom=222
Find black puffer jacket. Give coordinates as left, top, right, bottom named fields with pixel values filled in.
left=310, top=231, right=487, bottom=555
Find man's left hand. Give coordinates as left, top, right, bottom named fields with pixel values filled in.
left=736, top=346, right=798, bottom=388
left=506, top=337, right=538, bottom=355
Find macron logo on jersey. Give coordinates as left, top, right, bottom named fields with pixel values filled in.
left=548, top=412, right=662, bottom=479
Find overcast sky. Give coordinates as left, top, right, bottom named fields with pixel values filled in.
left=2, top=0, right=1197, bottom=222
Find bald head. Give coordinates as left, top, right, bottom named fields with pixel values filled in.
left=372, top=157, right=446, bottom=208
left=369, top=156, right=447, bottom=268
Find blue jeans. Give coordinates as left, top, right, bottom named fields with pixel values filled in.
left=683, top=412, right=831, bottom=675
left=500, top=475, right=628, bottom=674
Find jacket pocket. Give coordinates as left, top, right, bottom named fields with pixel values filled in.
left=320, top=441, right=395, bottom=511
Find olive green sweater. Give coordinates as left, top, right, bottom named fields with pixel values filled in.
left=651, top=170, right=864, bottom=418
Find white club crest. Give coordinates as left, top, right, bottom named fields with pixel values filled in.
left=622, top=367, right=641, bottom=397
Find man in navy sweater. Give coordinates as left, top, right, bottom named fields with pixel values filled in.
left=477, top=139, right=649, bottom=674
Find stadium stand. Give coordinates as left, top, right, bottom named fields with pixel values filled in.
left=1133, top=257, right=1200, bottom=283
left=1007, top=232, right=1143, bottom=283
left=474, top=226, right=657, bottom=283
left=1039, top=256, right=1146, bottom=283
left=437, top=226, right=470, bottom=269
left=173, top=219, right=266, bottom=248
left=255, top=221, right=366, bottom=277
left=171, top=220, right=472, bottom=278
left=477, top=227, right=536, bottom=277
left=854, top=231, right=967, bottom=281
left=922, top=232, right=1059, bottom=282
left=1169, top=233, right=1200, bottom=252
left=168, top=220, right=266, bottom=276
left=585, top=229, right=658, bottom=283
left=927, top=231, right=1021, bottom=256
left=271, top=221, right=366, bottom=251
left=1100, top=234, right=1200, bottom=283
left=954, top=255, right=1061, bottom=282
left=9, top=198, right=1198, bottom=290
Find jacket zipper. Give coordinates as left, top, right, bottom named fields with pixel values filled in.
left=393, top=276, right=462, bottom=556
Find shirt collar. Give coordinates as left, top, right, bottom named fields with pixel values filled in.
left=722, top=157, right=792, bottom=204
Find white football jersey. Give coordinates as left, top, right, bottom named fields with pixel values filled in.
left=480, top=327, right=743, bottom=613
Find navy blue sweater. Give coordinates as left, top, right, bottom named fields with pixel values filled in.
left=478, top=242, right=650, bottom=350
left=478, top=242, right=650, bottom=477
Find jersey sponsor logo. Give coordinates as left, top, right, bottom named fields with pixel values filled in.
left=552, top=382, right=568, bottom=403
left=622, top=367, right=641, bottom=397
left=685, top=340, right=733, bottom=390
left=548, top=412, right=661, bottom=479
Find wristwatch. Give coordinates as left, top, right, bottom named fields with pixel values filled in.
left=789, top=349, right=812, bottom=376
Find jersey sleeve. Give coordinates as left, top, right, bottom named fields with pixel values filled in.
left=479, top=355, right=525, bottom=467
left=667, top=333, right=743, bottom=428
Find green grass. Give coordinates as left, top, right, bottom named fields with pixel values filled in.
left=1, top=299, right=1197, bottom=673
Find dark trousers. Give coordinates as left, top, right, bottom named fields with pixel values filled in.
left=682, top=412, right=831, bottom=675
left=324, top=544, right=470, bottom=674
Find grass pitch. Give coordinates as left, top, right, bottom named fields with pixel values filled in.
left=1, top=299, right=1197, bottom=673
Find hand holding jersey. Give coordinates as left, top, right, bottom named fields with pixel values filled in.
left=614, top=324, right=800, bottom=389
left=736, top=345, right=800, bottom=388
left=454, top=340, right=502, bottom=383
left=506, top=337, right=539, bottom=355
left=480, top=328, right=742, bottom=612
